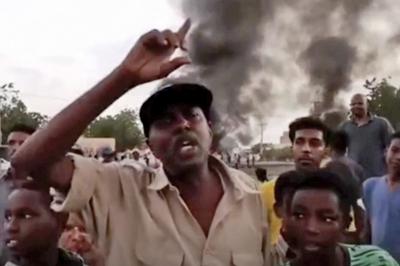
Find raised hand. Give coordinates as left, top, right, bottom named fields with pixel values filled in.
left=119, top=19, right=191, bottom=87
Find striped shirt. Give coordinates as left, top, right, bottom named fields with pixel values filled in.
left=284, top=244, right=399, bottom=266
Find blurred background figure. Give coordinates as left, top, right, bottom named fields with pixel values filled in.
left=131, top=150, right=141, bottom=162
left=59, top=213, right=104, bottom=266
left=100, top=147, right=115, bottom=163
left=6, top=124, right=36, bottom=159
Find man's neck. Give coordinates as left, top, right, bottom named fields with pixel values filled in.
left=353, top=113, right=369, bottom=125
left=295, top=164, right=320, bottom=172
left=15, top=248, right=59, bottom=266
left=168, top=162, right=213, bottom=191
left=387, top=173, right=400, bottom=189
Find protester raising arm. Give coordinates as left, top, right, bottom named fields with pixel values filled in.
left=11, top=21, right=191, bottom=191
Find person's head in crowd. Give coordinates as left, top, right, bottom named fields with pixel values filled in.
left=140, top=83, right=213, bottom=176
left=350, top=93, right=368, bottom=119
left=101, top=147, right=115, bottom=163
left=285, top=170, right=353, bottom=262
left=289, top=117, right=330, bottom=171
left=59, top=213, right=104, bottom=266
left=132, top=151, right=140, bottom=161
left=386, top=131, right=400, bottom=179
left=273, top=171, right=306, bottom=220
left=324, top=160, right=361, bottom=199
left=255, top=168, right=267, bottom=182
left=3, top=182, right=68, bottom=266
left=6, top=124, right=36, bottom=158
left=59, top=213, right=92, bottom=254
left=329, top=130, right=348, bottom=157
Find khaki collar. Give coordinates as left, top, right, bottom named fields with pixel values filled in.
left=147, top=155, right=258, bottom=197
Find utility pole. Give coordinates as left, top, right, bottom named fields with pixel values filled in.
left=259, top=121, right=267, bottom=156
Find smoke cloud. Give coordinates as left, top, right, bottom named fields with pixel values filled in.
left=170, top=0, right=400, bottom=148
left=300, top=37, right=356, bottom=109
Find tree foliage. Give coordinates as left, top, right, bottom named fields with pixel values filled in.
left=85, top=108, right=144, bottom=151
left=0, top=83, right=48, bottom=143
left=364, top=78, right=400, bottom=130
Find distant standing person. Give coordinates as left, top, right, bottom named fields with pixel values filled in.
left=100, top=147, right=115, bottom=163
left=235, top=154, right=241, bottom=169
left=340, top=93, right=394, bottom=178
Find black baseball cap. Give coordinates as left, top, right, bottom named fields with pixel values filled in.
left=139, top=83, right=213, bottom=137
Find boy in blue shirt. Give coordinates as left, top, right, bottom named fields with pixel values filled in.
left=363, top=131, right=400, bottom=262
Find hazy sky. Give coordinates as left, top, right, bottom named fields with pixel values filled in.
left=1, top=0, right=399, bottom=145
left=1, top=0, right=182, bottom=115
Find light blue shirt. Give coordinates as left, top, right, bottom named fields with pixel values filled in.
left=363, top=176, right=400, bottom=262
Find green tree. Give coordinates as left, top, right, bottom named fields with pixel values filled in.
left=364, top=78, right=400, bottom=130
left=85, top=108, right=144, bottom=151
left=1, top=83, right=48, bottom=143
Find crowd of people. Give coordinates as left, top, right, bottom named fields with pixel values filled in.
left=0, top=21, right=399, bottom=266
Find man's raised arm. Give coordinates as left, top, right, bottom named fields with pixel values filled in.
left=11, top=21, right=191, bottom=190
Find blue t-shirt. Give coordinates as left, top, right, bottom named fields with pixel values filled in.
left=363, top=176, right=400, bottom=262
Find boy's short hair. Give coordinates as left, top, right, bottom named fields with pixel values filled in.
left=9, top=124, right=36, bottom=135
left=9, top=181, right=69, bottom=225
left=289, top=169, right=354, bottom=217
left=10, top=181, right=52, bottom=207
left=274, top=170, right=306, bottom=207
left=323, top=160, right=361, bottom=200
left=288, top=117, right=331, bottom=144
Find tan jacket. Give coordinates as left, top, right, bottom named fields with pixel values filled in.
left=52, top=155, right=273, bottom=266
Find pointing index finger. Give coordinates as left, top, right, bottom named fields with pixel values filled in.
left=177, top=18, right=191, bottom=41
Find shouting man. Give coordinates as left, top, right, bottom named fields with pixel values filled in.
left=11, top=21, right=271, bottom=266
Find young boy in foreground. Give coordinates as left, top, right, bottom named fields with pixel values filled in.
left=283, top=170, right=398, bottom=266
left=3, top=183, right=86, bottom=266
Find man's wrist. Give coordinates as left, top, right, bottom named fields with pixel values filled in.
left=112, top=65, right=141, bottom=91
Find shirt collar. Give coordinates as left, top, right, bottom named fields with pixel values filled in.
left=147, top=155, right=259, bottom=197
left=147, top=166, right=170, bottom=190
left=350, top=112, right=375, bottom=123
